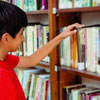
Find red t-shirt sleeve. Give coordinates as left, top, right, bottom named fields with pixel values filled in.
left=5, top=54, right=19, bottom=69
left=0, top=70, right=17, bottom=100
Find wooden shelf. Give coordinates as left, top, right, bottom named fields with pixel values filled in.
left=59, top=66, right=100, bottom=81
left=37, top=62, right=50, bottom=68
left=26, top=10, right=48, bottom=15
left=57, top=6, right=100, bottom=13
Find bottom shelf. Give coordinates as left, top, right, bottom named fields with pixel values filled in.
left=59, top=66, right=100, bottom=81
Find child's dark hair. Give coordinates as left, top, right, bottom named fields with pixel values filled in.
left=0, top=1, right=28, bottom=38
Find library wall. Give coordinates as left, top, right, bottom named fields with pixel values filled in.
left=27, top=15, right=49, bottom=24
left=82, top=77, right=100, bottom=87
left=81, top=12, right=100, bottom=25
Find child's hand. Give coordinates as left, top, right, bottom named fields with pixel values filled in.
left=60, top=23, right=84, bottom=39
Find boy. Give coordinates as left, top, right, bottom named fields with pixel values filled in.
left=0, top=1, right=83, bottom=100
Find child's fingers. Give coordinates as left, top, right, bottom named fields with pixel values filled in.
left=67, top=23, right=84, bottom=30
left=77, top=24, right=85, bottom=28
left=67, top=23, right=80, bottom=30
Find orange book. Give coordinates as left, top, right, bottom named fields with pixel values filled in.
left=71, top=34, right=77, bottom=69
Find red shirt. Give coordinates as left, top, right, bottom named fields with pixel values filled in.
left=0, top=54, right=25, bottom=100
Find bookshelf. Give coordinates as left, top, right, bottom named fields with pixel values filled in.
left=56, top=3, right=100, bottom=100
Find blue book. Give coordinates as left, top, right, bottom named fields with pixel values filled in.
left=24, top=0, right=29, bottom=12
left=98, top=29, right=100, bottom=65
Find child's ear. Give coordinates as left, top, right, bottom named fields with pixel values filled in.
left=1, top=33, right=9, bottom=42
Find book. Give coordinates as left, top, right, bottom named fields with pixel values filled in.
left=71, top=33, right=78, bottom=69
left=59, top=0, right=73, bottom=9
left=24, top=0, right=29, bottom=11
left=77, top=27, right=85, bottom=70
left=41, top=0, right=48, bottom=10
left=47, top=80, right=50, bottom=100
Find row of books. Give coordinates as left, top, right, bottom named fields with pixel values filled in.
left=60, top=25, right=100, bottom=73
left=59, top=0, right=100, bottom=9
left=77, top=26, right=100, bottom=73
left=23, top=24, right=49, bottom=63
left=16, top=68, right=50, bottom=100
left=63, top=84, right=100, bottom=100
left=23, top=25, right=49, bottom=55
left=11, top=0, right=48, bottom=11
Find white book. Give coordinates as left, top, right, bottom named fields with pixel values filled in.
left=29, top=74, right=35, bottom=100
left=23, top=30, right=27, bottom=56
left=74, top=0, right=82, bottom=8
left=86, top=28, right=91, bottom=71
left=90, top=27, right=96, bottom=72
left=33, top=25, right=38, bottom=52
left=63, top=36, right=72, bottom=66
left=96, top=0, right=100, bottom=6
left=26, top=26, right=34, bottom=56
left=20, top=0, right=24, bottom=10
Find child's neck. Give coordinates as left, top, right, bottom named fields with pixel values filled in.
left=0, top=48, right=8, bottom=61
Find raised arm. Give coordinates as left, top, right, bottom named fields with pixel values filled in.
left=16, top=23, right=83, bottom=68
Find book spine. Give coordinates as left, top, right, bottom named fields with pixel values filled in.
left=63, top=88, right=67, bottom=100
left=63, top=35, right=72, bottom=67
left=60, top=28, right=64, bottom=65
left=37, top=0, right=41, bottom=10
left=84, top=28, right=87, bottom=69
left=96, top=0, right=100, bottom=6
left=86, top=28, right=91, bottom=71
left=41, top=0, right=48, bottom=10
left=90, top=28, right=96, bottom=72
left=24, top=0, right=29, bottom=12
left=71, top=34, right=77, bottom=69
left=20, top=0, right=24, bottom=10
left=92, top=0, right=96, bottom=6
left=97, top=29, right=100, bottom=73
